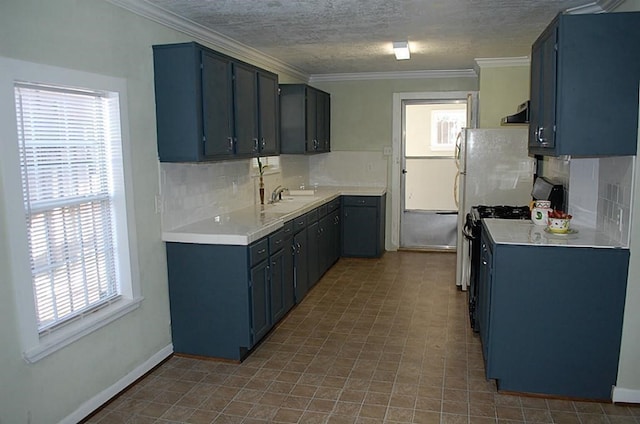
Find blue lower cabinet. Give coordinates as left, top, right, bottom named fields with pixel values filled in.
left=282, top=221, right=295, bottom=314
left=479, top=227, right=629, bottom=400
left=166, top=233, right=290, bottom=361
left=250, top=258, right=271, bottom=343
left=269, top=248, right=286, bottom=324
left=293, top=226, right=309, bottom=301
left=342, top=194, right=385, bottom=257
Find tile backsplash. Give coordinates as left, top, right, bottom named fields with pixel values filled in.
left=159, top=151, right=389, bottom=230
left=540, top=155, right=634, bottom=246
left=596, top=156, right=634, bottom=246
left=309, top=151, right=388, bottom=187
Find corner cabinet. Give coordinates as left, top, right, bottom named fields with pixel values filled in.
left=165, top=231, right=291, bottom=361
left=478, top=228, right=629, bottom=400
left=153, top=42, right=279, bottom=162
left=342, top=195, right=386, bottom=258
left=280, top=84, right=331, bottom=154
left=529, top=12, right=640, bottom=157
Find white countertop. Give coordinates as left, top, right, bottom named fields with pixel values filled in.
left=483, top=218, right=627, bottom=249
left=162, top=186, right=387, bottom=246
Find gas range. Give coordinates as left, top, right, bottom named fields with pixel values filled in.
left=470, top=205, right=531, bottom=222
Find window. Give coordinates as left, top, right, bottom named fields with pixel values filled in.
left=430, top=109, right=466, bottom=150
left=14, top=83, right=123, bottom=334
left=0, top=57, right=141, bottom=362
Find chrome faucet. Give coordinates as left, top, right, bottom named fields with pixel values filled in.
left=270, top=185, right=288, bottom=203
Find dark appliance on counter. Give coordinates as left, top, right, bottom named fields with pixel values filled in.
left=500, top=100, right=530, bottom=125
left=463, top=205, right=531, bottom=331
left=531, top=176, right=565, bottom=211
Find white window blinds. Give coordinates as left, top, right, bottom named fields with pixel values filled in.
left=14, top=82, right=122, bottom=334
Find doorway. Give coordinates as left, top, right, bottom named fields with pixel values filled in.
left=399, top=97, right=468, bottom=250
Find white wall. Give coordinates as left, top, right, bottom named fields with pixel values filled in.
left=0, top=1, right=304, bottom=423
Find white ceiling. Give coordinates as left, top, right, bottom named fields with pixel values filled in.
left=112, top=0, right=622, bottom=77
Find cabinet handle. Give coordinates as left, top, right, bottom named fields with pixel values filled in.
left=296, top=242, right=301, bottom=254
left=253, top=138, right=259, bottom=152
left=260, top=137, right=266, bottom=150
left=258, top=248, right=266, bottom=254
left=535, top=127, right=549, bottom=146
left=291, top=244, right=296, bottom=255
left=482, top=260, right=487, bottom=265
left=275, top=240, right=282, bottom=245
left=227, top=137, right=234, bottom=152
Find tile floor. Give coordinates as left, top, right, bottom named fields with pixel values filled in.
left=85, top=252, right=639, bottom=424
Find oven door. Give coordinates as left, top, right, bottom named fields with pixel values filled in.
left=467, top=216, right=482, bottom=332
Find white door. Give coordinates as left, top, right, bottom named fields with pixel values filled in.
left=400, top=99, right=467, bottom=249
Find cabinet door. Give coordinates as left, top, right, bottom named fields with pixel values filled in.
left=233, top=62, right=259, bottom=156
left=529, top=26, right=557, bottom=151
left=305, top=87, right=318, bottom=152
left=270, top=248, right=286, bottom=323
left=316, top=91, right=330, bottom=152
left=283, top=232, right=295, bottom=312
left=293, top=230, right=308, bottom=301
left=328, top=209, right=341, bottom=266
left=202, top=51, right=235, bottom=157
left=250, top=260, right=271, bottom=343
left=258, top=72, right=279, bottom=155
left=342, top=205, right=377, bottom=257
left=307, top=220, right=320, bottom=287
left=319, top=214, right=331, bottom=275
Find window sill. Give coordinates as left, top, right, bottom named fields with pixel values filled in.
left=23, top=296, right=144, bottom=364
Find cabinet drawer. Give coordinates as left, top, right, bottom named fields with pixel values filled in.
left=269, top=229, right=285, bottom=253
left=283, top=220, right=294, bottom=236
left=292, top=215, right=306, bottom=233
left=306, top=208, right=319, bottom=223
left=327, top=197, right=341, bottom=212
left=249, top=238, right=269, bottom=266
left=318, top=204, right=328, bottom=218
left=343, top=196, right=378, bottom=207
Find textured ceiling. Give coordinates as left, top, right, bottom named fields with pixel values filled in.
left=143, top=0, right=596, bottom=75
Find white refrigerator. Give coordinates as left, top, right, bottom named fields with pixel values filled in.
left=455, top=127, right=535, bottom=290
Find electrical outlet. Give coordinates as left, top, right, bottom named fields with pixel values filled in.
left=366, top=162, right=374, bottom=172
left=383, top=146, right=392, bottom=156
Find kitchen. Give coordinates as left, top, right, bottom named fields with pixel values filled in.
left=1, top=1, right=640, bottom=423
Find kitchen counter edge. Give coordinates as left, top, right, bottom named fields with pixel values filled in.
left=483, top=218, right=628, bottom=249
left=162, top=187, right=387, bottom=246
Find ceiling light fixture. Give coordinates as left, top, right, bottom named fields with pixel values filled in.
left=393, top=41, right=411, bottom=60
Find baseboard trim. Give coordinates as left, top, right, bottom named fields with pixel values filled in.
left=612, top=386, right=640, bottom=404
left=61, top=344, right=174, bottom=424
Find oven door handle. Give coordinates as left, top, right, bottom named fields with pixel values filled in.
left=462, top=222, right=475, bottom=240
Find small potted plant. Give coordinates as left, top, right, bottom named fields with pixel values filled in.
left=257, top=156, right=267, bottom=204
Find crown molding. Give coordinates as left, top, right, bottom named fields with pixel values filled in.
left=596, top=0, right=626, bottom=11
left=104, top=0, right=309, bottom=82
left=474, top=57, right=531, bottom=68
left=473, top=57, right=531, bottom=75
left=566, top=0, right=625, bottom=13
left=309, top=69, right=477, bottom=83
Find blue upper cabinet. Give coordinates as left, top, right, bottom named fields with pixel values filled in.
left=529, top=12, right=640, bottom=157
left=280, top=84, right=331, bottom=154
left=153, top=42, right=279, bottom=162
